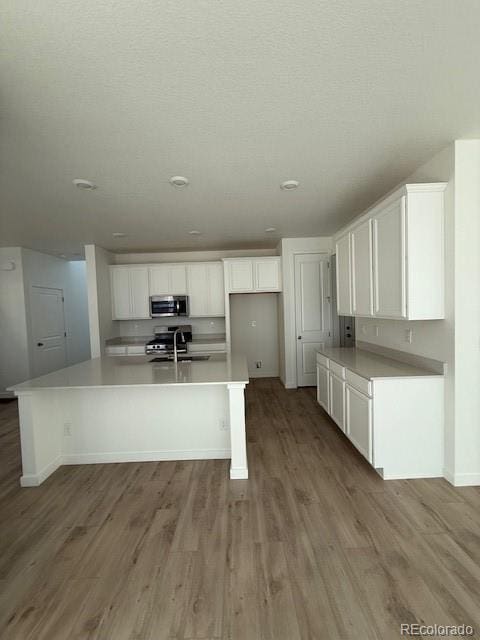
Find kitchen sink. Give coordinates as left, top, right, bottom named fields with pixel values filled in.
left=150, top=355, right=210, bottom=363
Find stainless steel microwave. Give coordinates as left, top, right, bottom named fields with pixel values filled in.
left=150, top=295, right=189, bottom=318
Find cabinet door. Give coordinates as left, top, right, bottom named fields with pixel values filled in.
left=317, top=364, right=329, bottom=412
left=254, top=258, right=281, bottom=291
left=351, top=219, right=374, bottom=316
left=228, top=260, right=254, bottom=292
left=372, top=197, right=406, bottom=318
left=329, top=372, right=345, bottom=432
left=169, top=265, right=187, bottom=294
left=111, top=267, right=131, bottom=319
left=206, top=263, right=225, bottom=315
left=129, top=267, right=150, bottom=319
left=149, top=265, right=170, bottom=295
left=345, top=384, right=372, bottom=463
left=335, top=233, right=353, bottom=315
left=187, top=264, right=208, bottom=317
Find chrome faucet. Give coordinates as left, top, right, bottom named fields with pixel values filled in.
left=173, top=327, right=184, bottom=363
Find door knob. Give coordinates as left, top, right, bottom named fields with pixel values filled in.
left=298, top=336, right=302, bottom=340
left=37, top=342, right=44, bottom=347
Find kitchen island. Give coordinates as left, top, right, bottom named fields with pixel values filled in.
left=9, top=353, right=249, bottom=486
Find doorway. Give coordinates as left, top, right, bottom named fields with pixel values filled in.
left=294, top=254, right=331, bottom=386
left=30, top=286, right=67, bottom=378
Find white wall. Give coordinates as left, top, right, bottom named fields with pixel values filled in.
left=85, top=244, right=119, bottom=357
left=21, top=249, right=91, bottom=370
left=0, top=248, right=29, bottom=395
left=353, top=140, right=480, bottom=485
left=117, top=317, right=225, bottom=337
left=230, top=293, right=279, bottom=377
left=453, top=140, right=480, bottom=485
left=115, top=248, right=277, bottom=264
left=278, top=237, right=333, bottom=387
left=0, top=248, right=91, bottom=394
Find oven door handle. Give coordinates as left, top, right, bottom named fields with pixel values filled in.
left=176, top=299, right=180, bottom=314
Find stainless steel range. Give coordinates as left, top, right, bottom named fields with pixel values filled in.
left=145, top=325, right=192, bottom=356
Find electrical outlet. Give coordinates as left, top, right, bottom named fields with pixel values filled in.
left=256, top=361, right=262, bottom=369
left=405, top=328, right=413, bottom=344
left=250, top=320, right=257, bottom=327
left=219, top=418, right=228, bottom=431
left=63, top=423, right=72, bottom=436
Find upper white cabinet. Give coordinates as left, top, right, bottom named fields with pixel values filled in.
left=110, top=266, right=150, bottom=320
left=372, top=197, right=406, bottom=318
left=224, top=257, right=282, bottom=293
left=335, top=234, right=353, bottom=315
left=335, top=183, right=446, bottom=320
left=149, top=264, right=187, bottom=296
left=351, top=218, right=374, bottom=317
left=187, top=262, right=225, bottom=317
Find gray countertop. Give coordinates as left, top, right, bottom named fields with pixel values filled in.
left=9, top=353, right=249, bottom=392
left=318, top=346, right=443, bottom=380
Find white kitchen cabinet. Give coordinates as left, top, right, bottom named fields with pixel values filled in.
left=224, top=257, right=282, bottom=293
left=372, top=197, right=406, bottom=318
left=226, top=260, right=254, bottom=292
left=206, top=262, right=225, bottom=315
left=316, top=363, right=329, bottom=412
left=345, top=384, right=372, bottom=463
left=334, top=183, right=446, bottom=320
left=110, top=266, right=150, bottom=320
left=351, top=218, right=374, bottom=316
left=149, top=264, right=187, bottom=296
left=255, top=259, right=281, bottom=291
left=187, top=262, right=225, bottom=317
left=335, top=233, right=353, bottom=315
left=316, top=350, right=444, bottom=479
left=329, top=371, right=345, bottom=432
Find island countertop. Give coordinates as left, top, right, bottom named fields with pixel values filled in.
left=9, top=353, right=249, bottom=392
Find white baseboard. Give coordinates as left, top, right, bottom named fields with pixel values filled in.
left=20, top=455, right=63, bottom=487
left=444, top=469, right=480, bottom=486
left=0, top=391, right=14, bottom=399
left=230, top=466, right=248, bottom=479
left=284, top=382, right=297, bottom=389
left=62, top=449, right=231, bottom=465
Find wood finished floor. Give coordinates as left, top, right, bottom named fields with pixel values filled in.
left=1, top=379, right=480, bottom=639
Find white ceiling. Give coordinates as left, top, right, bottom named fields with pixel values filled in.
left=1, top=1, right=480, bottom=257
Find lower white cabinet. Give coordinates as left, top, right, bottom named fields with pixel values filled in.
left=316, top=364, right=329, bottom=412
left=316, top=351, right=444, bottom=479
left=329, top=372, right=345, bottom=432
left=345, top=384, right=372, bottom=463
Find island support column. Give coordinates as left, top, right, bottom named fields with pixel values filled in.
left=227, top=382, right=248, bottom=479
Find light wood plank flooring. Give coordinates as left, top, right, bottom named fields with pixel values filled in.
left=1, top=379, right=480, bottom=639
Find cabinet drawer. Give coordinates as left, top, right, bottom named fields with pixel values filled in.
left=345, top=369, right=372, bottom=397
left=106, top=345, right=127, bottom=356
left=126, top=345, right=146, bottom=356
left=329, top=360, right=345, bottom=379
left=316, top=352, right=329, bottom=368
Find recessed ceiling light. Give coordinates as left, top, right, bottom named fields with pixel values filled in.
left=112, top=232, right=127, bottom=238
left=73, top=178, right=97, bottom=190
left=265, top=227, right=277, bottom=233
left=188, top=230, right=201, bottom=235
left=280, top=180, right=299, bottom=190
left=170, top=176, right=189, bottom=188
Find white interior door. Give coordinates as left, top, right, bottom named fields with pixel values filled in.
left=295, top=254, right=331, bottom=386
left=30, top=286, right=67, bottom=378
